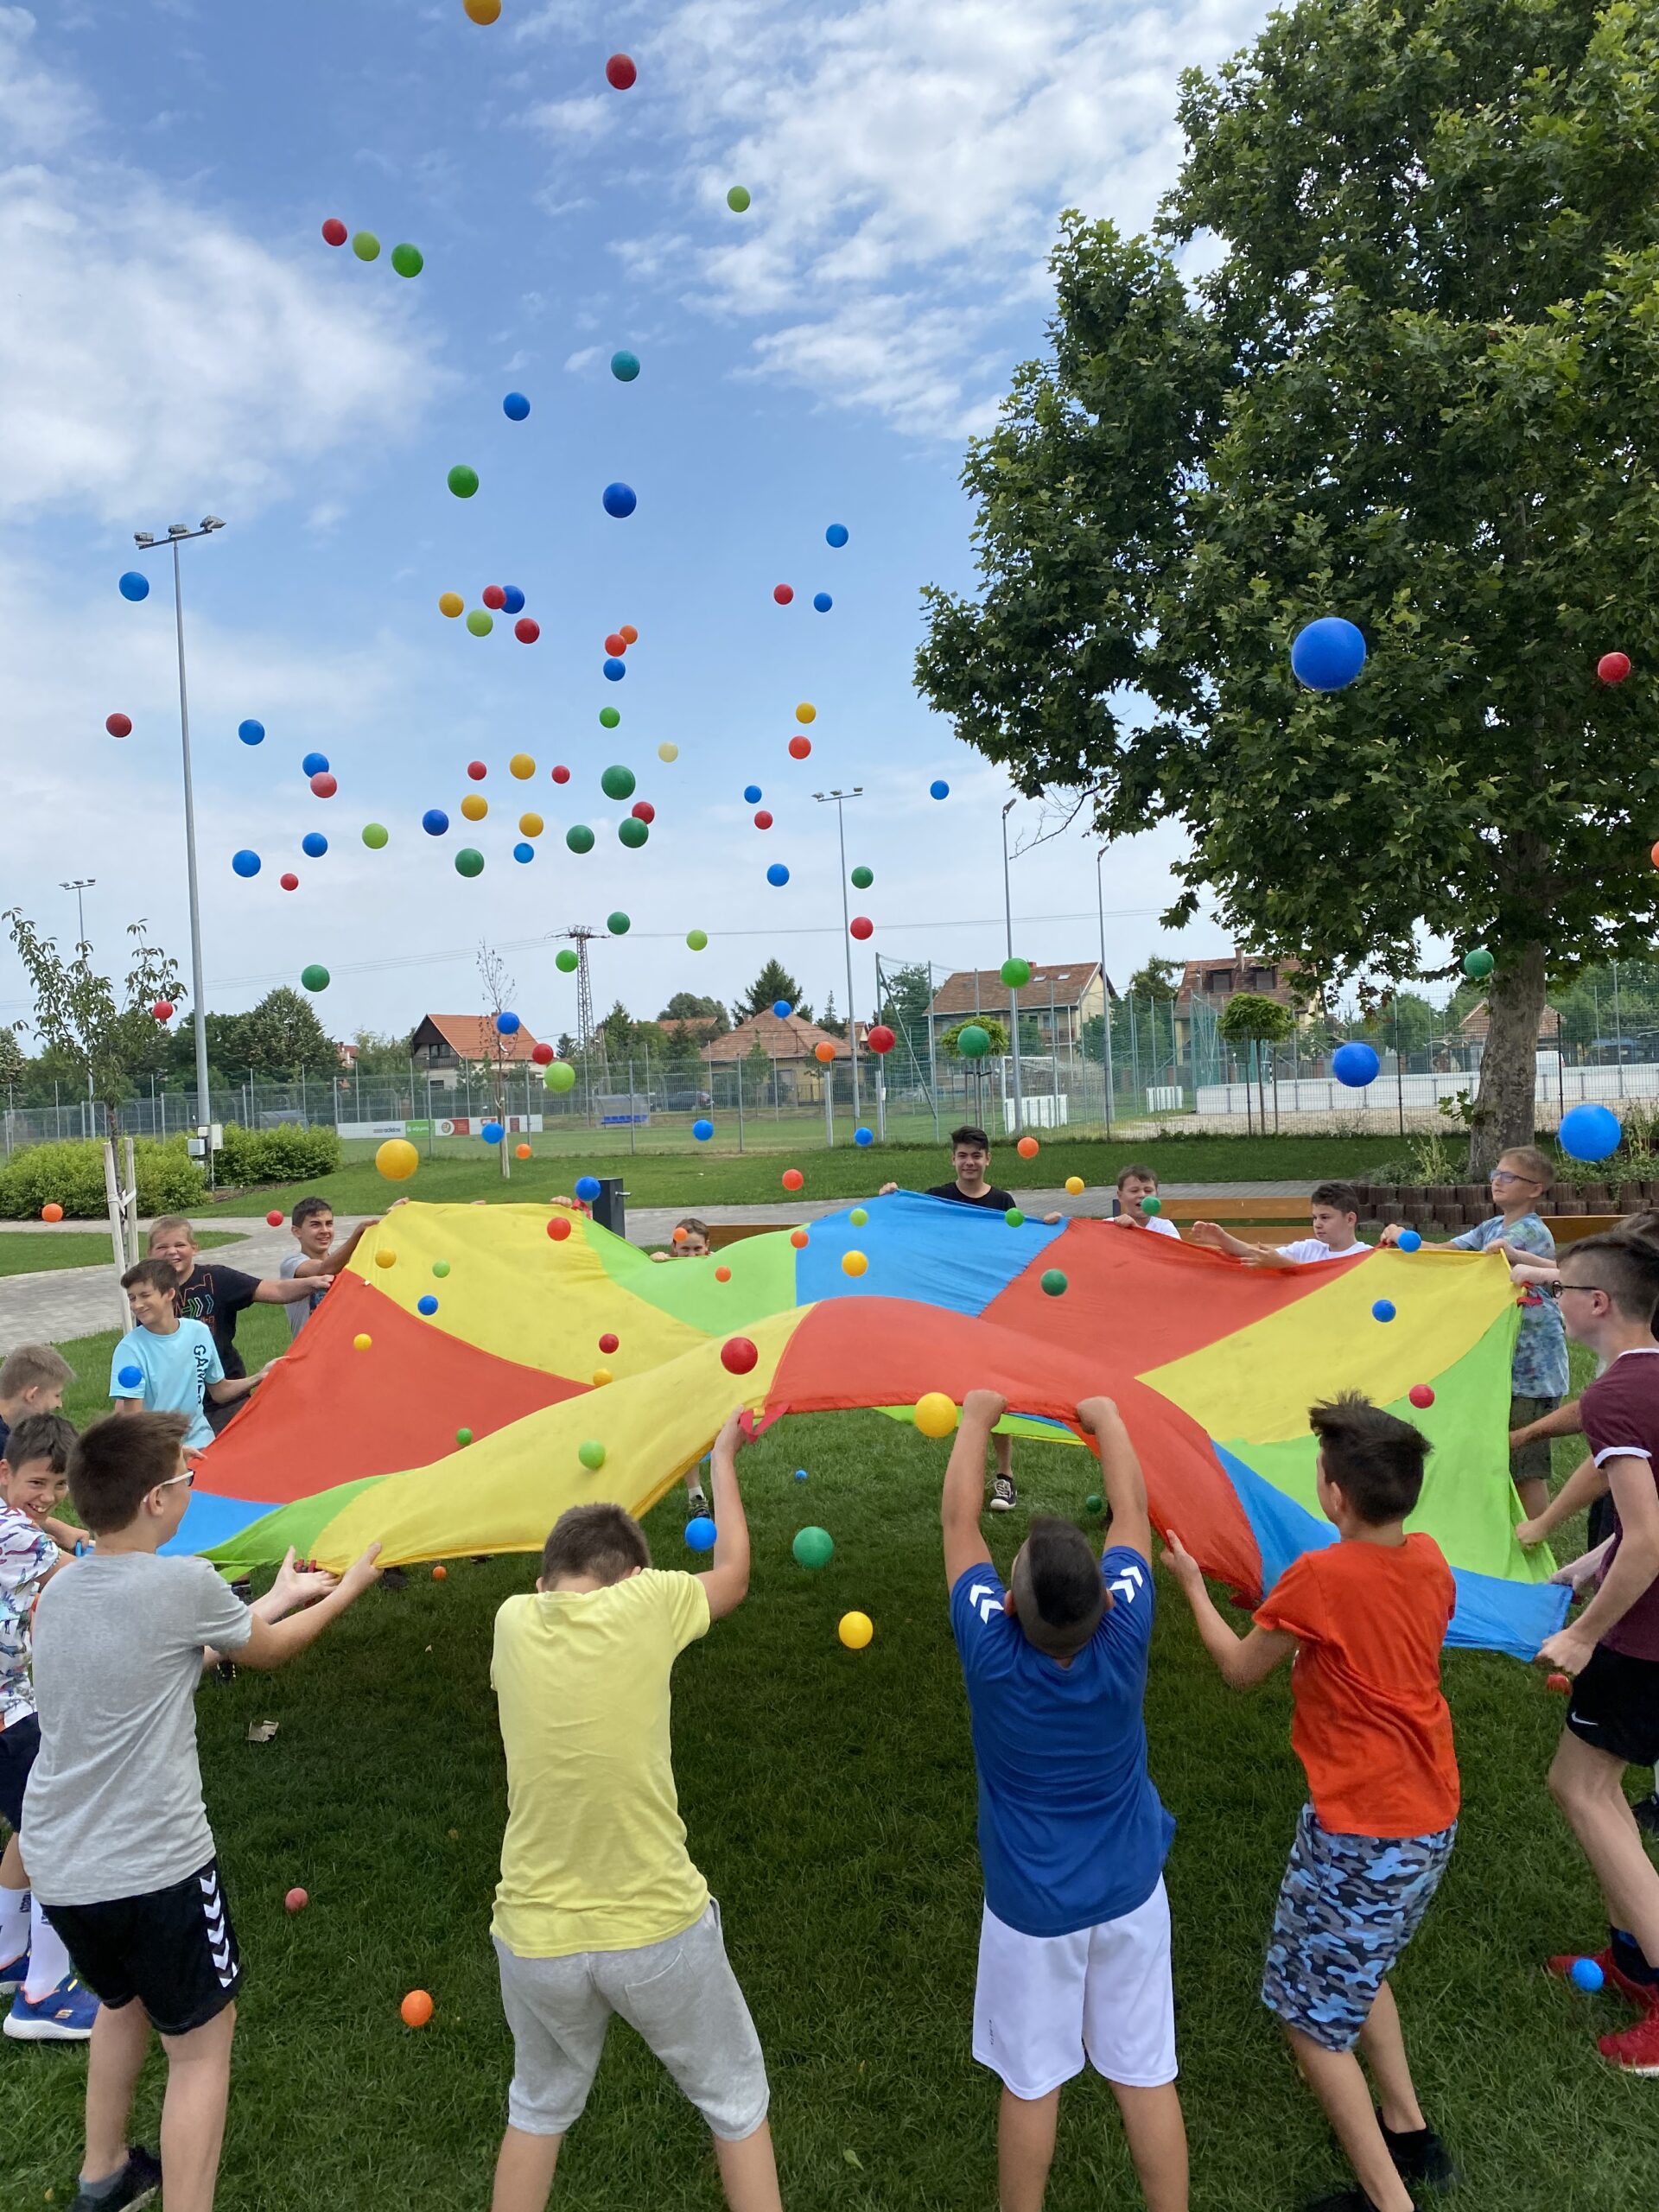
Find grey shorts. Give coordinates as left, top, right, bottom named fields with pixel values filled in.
left=493, top=1901, right=770, bottom=2140
left=1510, top=1395, right=1560, bottom=1485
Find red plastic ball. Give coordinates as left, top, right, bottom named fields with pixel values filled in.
left=515, top=618, right=540, bottom=644
left=604, top=632, right=627, bottom=656
left=467, top=760, right=487, bottom=781
left=772, top=584, right=794, bottom=605
left=606, top=52, right=637, bottom=89
left=782, top=1167, right=804, bottom=1192
left=849, top=916, right=874, bottom=940
left=547, top=1216, right=572, bottom=1242
left=551, top=765, right=570, bottom=784
left=152, top=1001, right=175, bottom=1022
left=309, top=772, right=337, bottom=798
left=1598, top=652, right=1632, bottom=684
left=788, top=734, right=812, bottom=760
left=631, top=800, right=655, bottom=823
left=285, top=1885, right=308, bottom=1912
left=1547, top=1671, right=1572, bottom=1694
left=721, top=1336, right=759, bottom=1375
left=280, top=872, right=300, bottom=891
left=266, top=1210, right=285, bottom=1227
left=321, top=219, right=347, bottom=247
left=867, top=1024, right=895, bottom=1055
left=105, top=711, right=132, bottom=737
left=482, top=584, right=506, bottom=610
left=531, top=1041, right=555, bottom=1065
left=598, top=1332, right=620, bottom=1354
left=753, top=810, right=773, bottom=830
left=1408, top=1384, right=1435, bottom=1408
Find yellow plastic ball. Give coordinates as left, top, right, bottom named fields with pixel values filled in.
left=658, top=741, right=679, bottom=763
left=509, top=753, right=536, bottom=779
left=518, top=812, right=543, bottom=838
left=463, top=0, right=501, bottom=22
left=841, top=1249, right=868, bottom=1277
left=1065, top=1175, right=1085, bottom=1197
left=375, top=1249, right=397, bottom=1268
left=461, top=792, right=488, bottom=822
left=592, top=1367, right=613, bottom=1388
left=838, top=1611, right=874, bottom=1651
left=353, top=1332, right=373, bottom=1352
left=795, top=702, right=817, bottom=725
left=914, top=1392, right=958, bottom=1439
left=376, top=1138, right=420, bottom=1182
left=438, top=591, right=464, bottom=619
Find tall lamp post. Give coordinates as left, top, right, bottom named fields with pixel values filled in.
left=1094, top=845, right=1116, bottom=1135
left=813, top=788, right=864, bottom=1128
left=1001, top=797, right=1023, bottom=1133
left=131, top=518, right=225, bottom=1146
left=60, top=880, right=96, bottom=1114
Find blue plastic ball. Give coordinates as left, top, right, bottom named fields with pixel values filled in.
left=417, top=1294, right=439, bottom=1316
left=684, top=1514, right=718, bottom=1553
left=231, top=849, right=261, bottom=879
left=825, top=524, right=849, bottom=548
left=854, top=1126, right=874, bottom=1147
left=1569, top=1956, right=1605, bottom=1992
left=1396, top=1229, right=1422, bottom=1253
left=302, top=752, right=329, bottom=777
left=772, top=999, right=792, bottom=1018
left=423, top=809, right=449, bottom=836
left=602, top=481, right=637, bottom=518
left=1559, top=1101, right=1622, bottom=1163
left=1290, top=616, right=1368, bottom=693
left=118, top=1363, right=143, bottom=1389
left=766, top=862, right=790, bottom=887
left=496, top=1011, right=521, bottom=1034
left=238, top=718, right=265, bottom=746
left=481, top=1121, right=505, bottom=1146
left=575, top=1174, right=601, bottom=1203
left=794, top=1466, right=809, bottom=1480
left=692, top=1118, right=715, bottom=1141
left=1371, top=1300, right=1396, bottom=1324
left=118, top=570, right=149, bottom=602
left=930, top=779, right=950, bottom=800
left=744, top=785, right=763, bottom=804
left=501, top=584, right=525, bottom=615
left=611, top=350, right=640, bottom=382
left=302, top=831, right=328, bottom=859
left=513, top=841, right=534, bottom=863
left=603, top=656, right=626, bottom=681
left=1332, top=1041, right=1381, bottom=1088
left=502, top=391, right=531, bottom=421
left=813, top=591, right=832, bottom=613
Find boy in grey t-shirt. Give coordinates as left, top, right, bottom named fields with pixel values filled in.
left=22, top=1412, right=380, bottom=2212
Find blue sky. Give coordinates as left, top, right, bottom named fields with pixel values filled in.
left=0, top=0, right=1278, bottom=1046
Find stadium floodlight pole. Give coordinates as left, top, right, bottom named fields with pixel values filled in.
left=60, top=880, right=96, bottom=1107
left=1001, top=797, right=1023, bottom=1133
left=813, top=788, right=864, bottom=1124
left=1095, top=844, right=1115, bottom=1135
left=132, top=518, right=226, bottom=1142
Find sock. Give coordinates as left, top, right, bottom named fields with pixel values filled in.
left=77, top=2165, right=129, bottom=2202
left=22, top=1896, right=72, bottom=2002
left=0, top=1880, right=29, bottom=1962
left=1611, top=1927, right=1659, bottom=1986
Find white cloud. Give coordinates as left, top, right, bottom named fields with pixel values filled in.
left=0, top=5, right=92, bottom=153
left=563, top=344, right=600, bottom=372
left=521, top=92, right=610, bottom=141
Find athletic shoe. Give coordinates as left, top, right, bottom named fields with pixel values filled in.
left=68, top=2145, right=162, bottom=2211
left=685, top=1490, right=709, bottom=1520
left=3, top=1974, right=99, bottom=2041
left=0, top=1948, right=27, bottom=1996
left=1547, top=1946, right=1659, bottom=2009
left=1303, top=2188, right=1410, bottom=2212
left=1635, top=1794, right=1659, bottom=1837
left=988, top=1473, right=1018, bottom=1512
left=379, top=1566, right=409, bottom=1592
left=1377, top=2116, right=1458, bottom=2190
left=1599, top=2009, right=1659, bottom=2075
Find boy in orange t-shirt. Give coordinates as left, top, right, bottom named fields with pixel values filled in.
left=1164, top=1395, right=1459, bottom=2212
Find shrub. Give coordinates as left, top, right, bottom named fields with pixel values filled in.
left=0, top=1137, right=206, bottom=1220
left=216, top=1122, right=342, bottom=1185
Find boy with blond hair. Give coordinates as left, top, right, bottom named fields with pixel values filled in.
left=0, top=1344, right=75, bottom=1461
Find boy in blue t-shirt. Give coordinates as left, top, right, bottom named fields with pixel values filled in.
left=944, top=1389, right=1186, bottom=2212
left=109, top=1261, right=268, bottom=1452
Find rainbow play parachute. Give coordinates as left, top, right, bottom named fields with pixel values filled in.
left=175, top=1195, right=1568, bottom=1661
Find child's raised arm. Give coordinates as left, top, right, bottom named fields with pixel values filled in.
left=696, top=1411, right=753, bottom=1622
left=1161, top=1529, right=1295, bottom=1689
left=941, top=1391, right=1001, bottom=1588
left=238, top=1545, right=381, bottom=1669
left=1075, top=1396, right=1150, bottom=1562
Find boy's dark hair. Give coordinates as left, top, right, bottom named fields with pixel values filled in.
left=950, top=1124, right=991, bottom=1153
left=0, top=1344, right=75, bottom=1400
left=1310, top=1180, right=1361, bottom=1218
left=121, top=1256, right=181, bottom=1296
left=541, top=1503, right=652, bottom=1586
left=1116, top=1162, right=1158, bottom=1191
left=1011, top=1516, right=1105, bottom=1658
left=291, top=1196, right=332, bottom=1230
left=1562, top=1233, right=1659, bottom=1324
left=1309, top=1393, right=1429, bottom=1524
left=68, top=1412, right=190, bottom=1534
left=2, top=1411, right=77, bottom=1475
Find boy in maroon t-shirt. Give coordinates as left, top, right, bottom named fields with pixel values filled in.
left=1522, top=1233, right=1659, bottom=2074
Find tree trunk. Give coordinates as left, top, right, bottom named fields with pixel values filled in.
left=1467, top=938, right=1546, bottom=1178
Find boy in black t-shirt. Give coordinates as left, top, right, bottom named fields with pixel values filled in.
left=146, top=1218, right=316, bottom=1436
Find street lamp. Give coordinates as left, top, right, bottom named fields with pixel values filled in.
left=1001, top=798, right=1023, bottom=1132
left=813, top=788, right=864, bottom=1130
left=131, top=517, right=226, bottom=1144
left=1094, top=846, right=1116, bottom=1134
left=60, top=878, right=95, bottom=950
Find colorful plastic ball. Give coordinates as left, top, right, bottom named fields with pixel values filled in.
left=519, top=812, right=543, bottom=836
left=302, top=751, right=329, bottom=776
left=455, top=798, right=481, bottom=827
left=792, top=1527, right=835, bottom=1570
left=350, top=231, right=379, bottom=261
left=1396, top=1229, right=1422, bottom=1252
left=603, top=656, right=626, bottom=681
left=851, top=865, right=874, bottom=891
left=602, top=917, right=630, bottom=944
left=556, top=949, right=579, bottom=973
left=773, top=584, right=794, bottom=605
left=1000, top=957, right=1030, bottom=989
left=814, top=1041, right=836, bottom=1065
left=478, top=1122, right=505, bottom=1147
left=790, top=1228, right=810, bottom=1249
left=416, top=1294, right=439, bottom=1317
left=772, top=998, right=793, bottom=1017
left=604, top=632, right=626, bottom=658
left=826, top=523, right=849, bottom=547
left=600, top=763, right=637, bottom=801
left=630, top=801, right=654, bottom=825
left=515, top=618, right=540, bottom=644
left=439, top=592, right=464, bottom=619
left=1598, top=652, right=1631, bottom=685
left=309, top=772, right=337, bottom=798
left=105, top=711, right=132, bottom=737
left=849, top=1208, right=868, bottom=1228
left=375, top=1249, right=397, bottom=1268
left=376, top=1139, right=419, bottom=1182
left=956, top=1023, right=991, bottom=1058
left=788, top=735, right=812, bottom=760
left=1065, top=1175, right=1085, bottom=1196
left=1040, top=1269, right=1069, bottom=1297
left=531, top=1042, right=554, bottom=1065
left=464, top=0, right=501, bottom=22
left=1651, top=841, right=1659, bottom=871
left=767, top=863, right=790, bottom=887
left=602, top=482, right=637, bottom=518
left=482, top=585, right=506, bottom=610
left=813, top=592, right=832, bottom=613
left=1141, top=1193, right=1162, bottom=1215
left=658, top=741, right=678, bottom=763
left=118, top=569, right=150, bottom=601
left=1560, top=1101, right=1622, bottom=1161
left=391, top=243, right=423, bottom=278
left=400, top=1989, right=434, bottom=2028
left=721, top=1336, right=760, bottom=1375
left=795, top=702, right=816, bottom=725
left=265, top=1209, right=284, bottom=1226
left=117, top=1363, right=143, bottom=1389
left=610, top=350, right=640, bottom=381
left=1462, top=947, right=1495, bottom=981
left=232, top=849, right=262, bottom=879
left=687, top=929, right=708, bottom=950
left=842, top=1249, right=868, bottom=1278
left=692, top=1118, right=715, bottom=1141
left=728, top=185, right=751, bottom=212
left=423, top=809, right=449, bottom=836
left=502, top=585, right=525, bottom=614
left=1290, top=615, right=1368, bottom=691
left=431, top=1261, right=450, bottom=1280
left=1408, top=1384, right=1435, bottom=1409
left=516, top=1142, right=531, bottom=1160
left=849, top=917, right=874, bottom=940
left=618, top=817, right=649, bottom=848
left=577, top=1438, right=606, bottom=1471
left=505, top=753, right=533, bottom=780
left=1569, top=1956, right=1605, bottom=1992
left=595, top=1332, right=620, bottom=1357
left=36, top=1203, right=66, bottom=1227
left=502, top=391, right=531, bottom=421
left=1372, top=1300, right=1397, bottom=1323
left=605, top=52, right=637, bottom=88
left=744, top=785, right=763, bottom=804
left=1005, top=1208, right=1026, bottom=1228
left=854, top=1127, right=874, bottom=1147
left=545, top=1062, right=576, bottom=1093
left=238, top=718, right=265, bottom=744
left=321, top=219, right=347, bottom=246
left=1332, top=1041, right=1381, bottom=1088
left=280, top=873, right=299, bottom=891
left=575, top=1174, right=602, bottom=1203
left=673, top=1513, right=717, bottom=1556
left=866, top=1023, right=894, bottom=1053
left=301, top=964, right=329, bottom=992
left=495, top=1010, right=521, bottom=1034
left=620, top=623, right=639, bottom=644
left=782, top=1168, right=804, bottom=1192
left=467, top=609, right=493, bottom=637
left=455, top=848, right=485, bottom=877
left=715, top=1265, right=731, bottom=1281
left=908, top=1393, right=956, bottom=1441
left=150, top=1001, right=175, bottom=1027
left=838, top=1611, right=874, bottom=1651
left=930, top=779, right=950, bottom=800
left=754, top=810, right=773, bottom=830
left=448, top=464, right=480, bottom=499
left=566, top=823, right=595, bottom=853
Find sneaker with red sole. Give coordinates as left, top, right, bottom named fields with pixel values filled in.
left=1599, top=2010, right=1659, bottom=2075
left=1546, top=1948, right=1659, bottom=2009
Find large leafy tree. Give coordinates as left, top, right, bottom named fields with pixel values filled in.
left=238, top=988, right=339, bottom=1080
left=918, top=0, right=1659, bottom=1173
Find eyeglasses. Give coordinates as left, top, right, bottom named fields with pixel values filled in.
left=1541, top=1282, right=1607, bottom=1301
left=1490, top=1169, right=1538, bottom=1185
left=155, top=1468, right=195, bottom=1492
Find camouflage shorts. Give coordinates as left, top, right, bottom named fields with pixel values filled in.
left=1261, top=1803, right=1457, bottom=2051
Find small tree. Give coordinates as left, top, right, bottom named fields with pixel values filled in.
left=819, top=990, right=848, bottom=1039
left=734, top=959, right=811, bottom=1025
left=476, top=943, right=518, bottom=1180
left=0, top=1026, right=25, bottom=1087
left=1217, top=992, right=1294, bottom=1129
left=660, top=990, right=728, bottom=1031
left=942, top=1015, right=1010, bottom=1058
left=239, top=987, right=339, bottom=1079
left=4, top=909, right=182, bottom=1137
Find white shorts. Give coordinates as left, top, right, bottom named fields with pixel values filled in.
left=972, top=1878, right=1176, bottom=2099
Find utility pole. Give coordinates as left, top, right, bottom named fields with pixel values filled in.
left=1001, top=797, right=1023, bottom=1133
left=553, top=925, right=606, bottom=1124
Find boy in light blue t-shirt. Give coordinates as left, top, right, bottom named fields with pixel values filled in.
left=109, top=1260, right=267, bottom=1452
left=944, top=1388, right=1187, bottom=2212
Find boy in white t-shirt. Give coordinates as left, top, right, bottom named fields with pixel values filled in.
left=1110, top=1165, right=1181, bottom=1240
left=1189, top=1182, right=1370, bottom=1269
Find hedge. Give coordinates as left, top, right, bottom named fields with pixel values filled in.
left=0, top=1138, right=206, bottom=1221
left=216, top=1122, right=342, bottom=1185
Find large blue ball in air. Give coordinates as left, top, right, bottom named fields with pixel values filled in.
left=238, top=718, right=265, bottom=747
left=855, top=1126, right=874, bottom=1147
left=417, top=1294, right=439, bottom=1316
left=502, top=391, right=531, bottom=421
left=481, top=1121, right=505, bottom=1146
left=118, top=570, right=150, bottom=602
left=423, top=809, right=449, bottom=836
left=302, top=832, right=328, bottom=859
left=1332, top=1041, right=1380, bottom=1089
left=825, top=524, right=849, bottom=548
left=684, top=1515, right=718, bottom=1553
left=302, top=752, right=329, bottom=777
left=575, top=1173, right=602, bottom=1202
left=772, top=999, right=791, bottom=1018
left=231, top=849, right=261, bottom=879
left=611, top=350, right=641, bottom=382
left=1290, top=616, right=1368, bottom=693
left=766, top=862, right=790, bottom=887
left=602, top=481, right=637, bottom=518
left=744, top=785, right=762, bottom=804
left=930, top=779, right=950, bottom=800
left=501, top=584, right=525, bottom=615
left=1559, top=1101, right=1623, bottom=1162
left=692, top=1118, right=714, bottom=1141
left=813, top=592, right=832, bottom=613
left=603, top=656, right=626, bottom=681
left=513, top=841, right=534, bottom=863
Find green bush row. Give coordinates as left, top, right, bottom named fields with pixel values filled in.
left=0, top=1138, right=206, bottom=1220
left=216, top=1122, right=341, bottom=1184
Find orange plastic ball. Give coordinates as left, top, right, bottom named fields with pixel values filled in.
left=1650, top=840, right=1659, bottom=871
left=814, top=1040, right=836, bottom=1064
left=620, top=624, right=639, bottom=644
left=431, top=1565, right=447, bottom=1580
left=782, top=1167, right=804, bottom=1192
left=672, top=1226, right=688, bottom=1243
left=790, top=1228, right=810, bottom=1249
left=515, top=1143, right=531, bottom=1160
left=400, top=1989, right=435, bottom=2027
left=715, top=1264, right=732, bottom=1282
left=41, top=1202, right=64, bottom=1223
left=1016, top=1135, right=1040, bottom=1159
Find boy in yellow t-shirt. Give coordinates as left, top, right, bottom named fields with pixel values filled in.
left=488, top=1412, right=781, bottom=2212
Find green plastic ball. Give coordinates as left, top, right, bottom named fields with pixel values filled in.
left=362, top=823, right=389, bottom=849
left=578, top=1439, right=606, bottom=1472
left=566, top=823, right=595, bottom=854
left=1084, top=1492, right=1103, bottom=1515
left=601, top=764, right=637, bottom=801
left=1040, top=1268, right=1069, bottom=1297
left=607, top=912, right=631, bottom=936
left=849, top=1207, right=868, bottom=1226
left=618, top=817, right=649, bottom=849
left=301, top=963, right=329, bottom=993
left=956, top=1023, right=990, bottom=1058
left=556, top=949, right=580, bottom=973
left=466, top=608, right=493, bottom=636
left=1463, top=946, right=1495, bottom=981
left=600, top=707, right=620, bottom=728
left=1141, top=1193, right=1162, bottom=1215
left=727, top=185, right=751, bottom=212
left=432, top=1260, right=450, bottom=1278
left=850, top=865, right=874, bottom=889
left=448, top=464, right=480, bottom=499
left=455, top=848, right=485, bottom=877
left=1001, top=956, right=1032, bottom=989
left=1005, top=1207, right=1025, bottom=1228
left=791, top=1526, right=835, bottom=1570
left=352, top=230, right=380, bottom=261
left=686, top=929, right=709, bottom=950
left=544, top=1060, right=576, bottom=1093
left=456, top=1427, right=473, bottom=1446
left=391, top=242, right=423, bottom=278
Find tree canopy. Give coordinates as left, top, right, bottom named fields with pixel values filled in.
left=4, top=909, right=182, bottom=1128
left=918, top=0, right=1659, bottom=1171
left=733, top=959, right=811, bottom=1024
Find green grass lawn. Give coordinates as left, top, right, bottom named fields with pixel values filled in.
left=9, top=1319, right=1649, bottom=2209
left=0, top=1230, right=241, bottom=1277
left=221, top=1133, right=1433, bottom=1218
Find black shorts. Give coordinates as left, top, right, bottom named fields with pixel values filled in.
left=1565, top=1644, right=1659, bottom=1770
left=0, top=1713, right=41, bottom=1830
left=48, top=1860, right=242, bottom=2036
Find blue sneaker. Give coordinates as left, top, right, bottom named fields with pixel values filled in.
left=0, top=1948, right=28, bottom=1996
left=3, top=1974, right=99, bottom=2040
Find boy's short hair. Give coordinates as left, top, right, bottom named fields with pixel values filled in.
left=2, top=1411, right=77, bottom=1475
left=675, top=1217, right=711, bottom=1240
left=1310, top=1179, right=1361, bottom=1218
left=68, top=1412, right=190, bottom=1534
left=1309, top=1393, right=1429, bottom=1524
left=950, top=1124, right=991, bottom=1153
left=1011, top=1516, right=1105, bottom=1658
left=1500, top=1145, right=1554, bottom=1186
left=1562, top=1233, right=1659, bottom=1324
left=291, top=1196, right=332, bottom=1230
left=146, top=1214, right=198, bottom=1247
left=1116, top=1162, right=1158, bottom=1191
left=541, top=1503, right=651, bottom=1586
left=121, top=1256, right=181, bottom=1296
left=0, top=1344, right=76, bottom=1400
